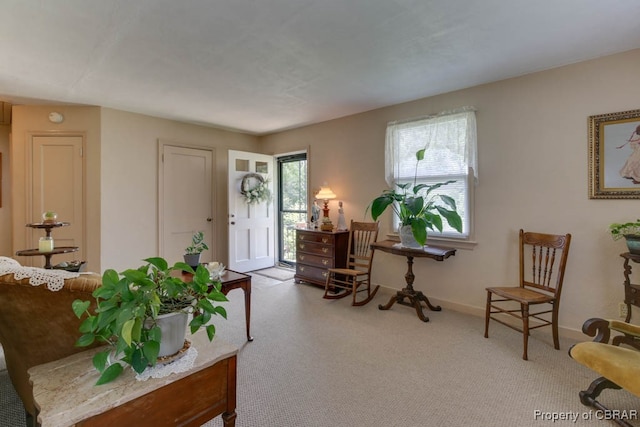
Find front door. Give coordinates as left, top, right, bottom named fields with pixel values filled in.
left=228, top=150, right=275, bottom=272
left=159, top=144, right=214, bottom=265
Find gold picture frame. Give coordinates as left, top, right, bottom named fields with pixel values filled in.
left=589, top=109, right=640, bottom=199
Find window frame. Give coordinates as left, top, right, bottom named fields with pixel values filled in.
left=386, top=108, right=478, bottom=249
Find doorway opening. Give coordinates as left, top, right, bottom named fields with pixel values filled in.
left=277, top=153, right=307, bottom=266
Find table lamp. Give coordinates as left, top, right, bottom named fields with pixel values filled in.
left=316, top=185, right=337, bottom=231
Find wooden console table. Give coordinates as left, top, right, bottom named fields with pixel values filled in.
left=371, top=240, right=456, bottom=322
left=29, top=331, right=238, bottom=426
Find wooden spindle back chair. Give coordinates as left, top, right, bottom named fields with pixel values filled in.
left=323, top=221, right=379, bottom=306
left=484, top=229, right=572, bottom=360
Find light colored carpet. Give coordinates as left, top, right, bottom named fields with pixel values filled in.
left=250, top=266, right=295, bottom=281
left=1, top=275, right=637, bottom=426
left=204, top=275, right=639, bottom=427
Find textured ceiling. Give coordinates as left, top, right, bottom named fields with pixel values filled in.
left=1, top=0, right=640, bottom=135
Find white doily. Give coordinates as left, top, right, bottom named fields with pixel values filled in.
left=135, top=346, right=198, bottom=381
left=0, top=256, right=80, bottom=291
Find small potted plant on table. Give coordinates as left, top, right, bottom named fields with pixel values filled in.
left=184, top=231, right=209, bottom=268
left=609, top=219, right=640, bottom=255
left=72, top=257, right=228, bottom=385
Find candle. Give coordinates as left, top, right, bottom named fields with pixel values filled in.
left=39, top=237, right=54, bottom=252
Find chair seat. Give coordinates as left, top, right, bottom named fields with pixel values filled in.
left=570, top=341, right=640, bottom=397
left=327, top=267, right=367, bottom=277
left=486, top=286, right=554, bottom=304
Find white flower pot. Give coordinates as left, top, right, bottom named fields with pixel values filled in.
left=399, top=225, right=423, bottom=249
left=150, top=311, right=189, bottom=357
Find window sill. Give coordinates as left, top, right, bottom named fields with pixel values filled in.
left=385, top=233, right=477, bottom=250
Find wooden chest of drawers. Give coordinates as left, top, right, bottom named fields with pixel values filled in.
left=294, top=228, right=349, bottom=287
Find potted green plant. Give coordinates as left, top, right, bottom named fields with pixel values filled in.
left=369, top=148, right=463, bottom=248
left=72, top=257, right=228, bottom=385
left=184, top=231, right=209, bottom=267
left=609, top=219, right=640, bottom=255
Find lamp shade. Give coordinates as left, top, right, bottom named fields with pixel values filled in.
left=316, top=186, right=337, bottom=201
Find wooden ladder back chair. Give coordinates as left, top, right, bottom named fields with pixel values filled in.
left=323, top=220, right=379, bottom=306
left=484, top=229, right=572, bottom=360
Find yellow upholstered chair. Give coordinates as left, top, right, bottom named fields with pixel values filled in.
left=0, top=263, right=102, bottom=426
left=323, top=220, right=379, bottom=306
left=484, top=229, right=571, bottom=360
left=569, top=318, right=640, bottom=427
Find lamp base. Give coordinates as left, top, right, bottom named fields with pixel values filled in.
left=320, top=222, right=334, bottom=231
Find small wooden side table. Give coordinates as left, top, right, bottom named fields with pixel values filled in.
left=620, top=252, right=640, bottom=323
left=371, top=240, right=456, bottom=322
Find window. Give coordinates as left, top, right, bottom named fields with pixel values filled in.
left=385, top=107, right=477, bottom=242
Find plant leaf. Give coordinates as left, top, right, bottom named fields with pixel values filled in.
left=95, top=363, right=123, bottom=385
left=370, top=196, right=394, bottom=220
left=206, top=324, right=216, bottom=341
left=92, top=351, right=110, bottom=372
left=72, top=299, right=90, bottom=318
left=75, top=333, right=96, bottom=347
left=142, top=341, right=159, bottom=367
left=144, top=257, right=168, bottom=271
left=121, top=319, right=135, bottom=346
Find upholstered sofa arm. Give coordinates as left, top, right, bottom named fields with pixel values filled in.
left=581, top=318, right=612, bottom=343
left=609, top=319, right=640, bottom=338
left=581, top=317, right=640, bottom=344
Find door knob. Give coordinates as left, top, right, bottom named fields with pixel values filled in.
left=206, top=218, right=212, bottom=222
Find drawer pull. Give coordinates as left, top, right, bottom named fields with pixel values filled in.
left=322, top=271, right=328, bottom=278
left=322, top=259, right=329, bottom=265
left=322, top=247, right=328, bottom=253
left=299, top=266, right=305, bottom=272
left=322, top=237, right=329, bottom=243
left=299, top=243, right=305, bottom=249
left=299, top=255, right=305, bottom=261
left=300, top=235, right=305, bottom=240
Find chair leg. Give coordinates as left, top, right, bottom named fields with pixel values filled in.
left=323, top=272, right=351, bottom=300
left=522, top=304, right=529, bottom=360
left=484, top=291, right=491, bottom=338
left=552, top=304, right=560, bottom=350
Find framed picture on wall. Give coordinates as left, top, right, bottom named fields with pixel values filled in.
left=589, top=108, right=640, bottom=199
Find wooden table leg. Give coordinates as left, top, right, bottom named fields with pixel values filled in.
left=243, top=279, right=253, bottom=342
left=378, top=255, right=441, bottom=322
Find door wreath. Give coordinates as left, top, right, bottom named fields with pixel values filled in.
left=241, top=173, right=272, bottom=205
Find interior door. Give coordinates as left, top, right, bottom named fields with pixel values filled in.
left=228, top=150, right=275, bottom=272
left=30, top=135, right=84, bottom=266
left=159, top=144, right=214, bottom=265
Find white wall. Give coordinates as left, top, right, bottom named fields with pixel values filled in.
left=261, top=49, right=640, bottom=338
left=99, top=108, right=259, bottom=271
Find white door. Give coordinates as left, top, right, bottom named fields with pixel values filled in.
left=29, top=135, right=85, bottom=266
left=159, top=144, right=214, bottom=265
left=228, top=150, right=275, bottom=272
